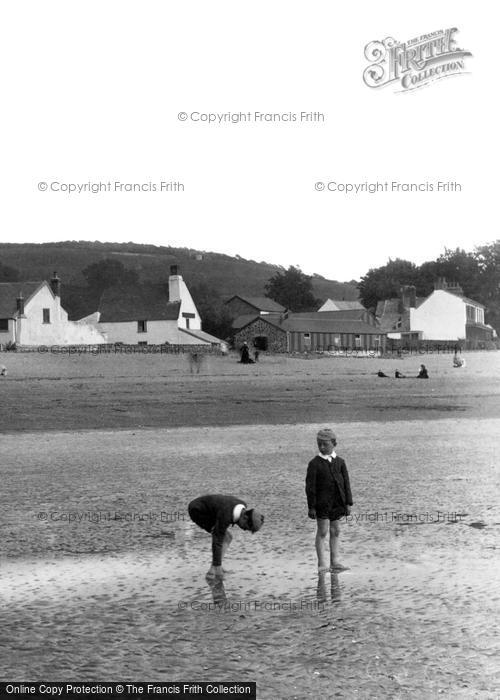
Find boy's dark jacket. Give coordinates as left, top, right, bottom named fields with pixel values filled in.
left=189, top=494, right=246, bottom=566
left=305, top=456, right=353, bottom=510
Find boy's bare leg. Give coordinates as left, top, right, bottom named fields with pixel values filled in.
left=330, top=520, right=348, bottom=571
left=316, top=518, right=330, bottom=571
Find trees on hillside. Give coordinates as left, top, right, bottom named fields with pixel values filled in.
left=189, top=282, right=233, bottom=339
left=265, top=266, right=319, bottom=312
left=82, top=259, right=139, bottom=297
left=358, top=259, right=421, bottom=310
left=0, top=262, right=19, bottom=282
left=474, top=241, right=500, bottom=332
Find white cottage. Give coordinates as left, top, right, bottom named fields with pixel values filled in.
left=85, top=265, right=216, bottom=346
left=0, top=273, right=107, bottom=346
left=376, top=280, right=492, bottom=345
left=409, top=288, right=488, bottom=343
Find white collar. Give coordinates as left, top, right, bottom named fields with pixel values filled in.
left=233, top=503, right=245, bottom=523
left=318, top=451, right=336, bottom=461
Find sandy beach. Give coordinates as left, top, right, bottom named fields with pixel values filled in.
left=1, top=361, right=500, bottom=699
left=1, top=350, right=500, bottom=431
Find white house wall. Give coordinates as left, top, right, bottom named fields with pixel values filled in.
left=168, top=275, right=201, bottom=329
left=17, top=286, right=107, bottom=345
left=18, top=286, right=66, bottom=345
left=98, top=319, right=189, bottom=345
left=60, top=321, right=108, bottom=344
left=0, top=319, right=15, bottom=344
left=411, top=290, right=466, bottom=340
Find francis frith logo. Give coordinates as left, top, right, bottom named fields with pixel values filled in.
left=363, top=28, right=472, bottom=92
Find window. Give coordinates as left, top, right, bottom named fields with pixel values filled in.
left=333, top=334, right=340, bottom=346
left=0, top=319, right=9, bottom=332
left=355, top=335, right=361, bottom=348
left=182, top=312, right=195, bottom=330
left=137, top=320, right=147, bottom=333
left=43, top=308, right=50, bottom=324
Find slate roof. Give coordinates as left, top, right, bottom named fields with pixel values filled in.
left=180, top=328, right=224, bottom=344
left=232, top=313, right=285, bottom=332
left=281, top=317, right=384, bottom=335
left=98, top=286, right=181, bottom=323
left=375, top=297, right=426, bottom=332
left=226, top=295, right=286, bottom=313
left=0, top=282, right=47, bottom=317
left=289, top=309, right=377, bottom=324
left=446, top=290, right=485, bottom=308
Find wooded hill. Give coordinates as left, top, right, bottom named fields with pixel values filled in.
left=0, top=241, right=358, bottom=320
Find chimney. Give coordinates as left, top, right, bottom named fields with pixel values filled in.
left=434, top=277, right=447, bottom=291
left=168, top=264, right=181, bottom=302
left=50, top=271, right=61, bottom=297
left=16, top=292, right=25, bottom=316
left=447, top=280, right=464, bottom=296
left=401, top=285, right=416, bottom=309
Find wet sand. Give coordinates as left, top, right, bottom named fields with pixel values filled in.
left=1, top=351, right=500, bottom=431
left=1, top=417, right=499, bottom=698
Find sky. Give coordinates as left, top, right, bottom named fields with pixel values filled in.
left=1, top=1, right=497, bottom=282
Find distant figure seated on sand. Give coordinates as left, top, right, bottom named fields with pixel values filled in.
left=453, top=353, right=466, bottom=368
left=188, top=494, right=264, bottom=579
left=395, top=369, right=405, bottom=378
left=0, top=365, right=6, bottom=377
left=239, top=342, right=254, bottom=364
left=417, top=364, right=429, bottom=378
left=377, top=370, right=388, bottom=377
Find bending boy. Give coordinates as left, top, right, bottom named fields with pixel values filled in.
left=188, top=494, right=264, bottom=578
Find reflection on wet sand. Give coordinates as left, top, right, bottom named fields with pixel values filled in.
left=317, top=572, right=341, bottom=605
left=206, top=576, right=227, bottom=605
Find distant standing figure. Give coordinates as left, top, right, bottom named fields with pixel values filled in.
left=188, top=494, right=264, bottom=579
left=0, top=365, right=7, bottom=377
left=306, top=428, right=353, bottom=573
left=417, top=364, right=429, bottom=378
left=239, top=342, right=254, bottom=364
left=254, top=350, right=260, bottom=362
left=188, top=352, right=203, bottom=374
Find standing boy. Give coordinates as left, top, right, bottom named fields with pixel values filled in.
left=305, top=428, right=353, bottom=572
left=188, top=494, right=264, bottom=579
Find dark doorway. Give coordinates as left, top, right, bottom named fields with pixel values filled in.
left=254, top=336, right=268, bottom=351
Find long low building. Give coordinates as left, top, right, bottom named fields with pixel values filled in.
left=232, top=312, right=386, bottom=353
